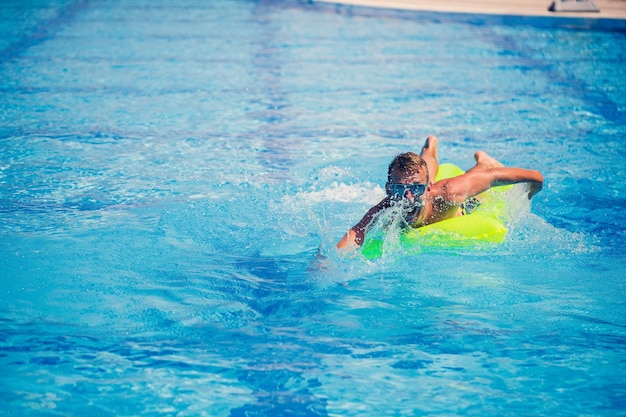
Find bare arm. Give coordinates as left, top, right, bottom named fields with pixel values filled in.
left=440, top=167, right=544, bottom=204
left=336, top=198, right=390, bottom=250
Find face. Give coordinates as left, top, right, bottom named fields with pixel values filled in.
left=387, top=167, right=428, bottom=202
left=387, top=167, right=429, bottom=223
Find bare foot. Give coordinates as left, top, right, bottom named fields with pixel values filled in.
left=474, top=151, right=504, bottom=169
left=422, top=135, right=439, bottom=161
left=421, top=135, right=439, bottom=184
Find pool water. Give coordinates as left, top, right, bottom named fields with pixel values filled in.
left=1, top=0, right=625, bottom=415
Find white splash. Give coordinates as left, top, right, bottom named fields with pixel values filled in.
left=282, top=182, right=385, bottom=206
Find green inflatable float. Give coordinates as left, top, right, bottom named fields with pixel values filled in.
left=360, top=163, right=511, bottom=259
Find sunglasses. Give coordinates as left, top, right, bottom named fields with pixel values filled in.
left=388, top=182, right=427, bottom=200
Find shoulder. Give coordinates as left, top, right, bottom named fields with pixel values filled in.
left=429, top=174, right=475, bottom=204
left=429, top=177, right=461, bottom=196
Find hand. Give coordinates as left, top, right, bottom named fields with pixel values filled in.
left=527, top=182, right=542, bottom=200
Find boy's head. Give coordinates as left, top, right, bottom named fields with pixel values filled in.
left=387, top=152, right=429, bottom=185
left=385, top=152, right=430, bottom=204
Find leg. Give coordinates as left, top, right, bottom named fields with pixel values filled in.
left=420, top=135, right=439, bottom=184
left=462, top=151, right=505, bottom=209
left=466, top=151, right=504, bottom=174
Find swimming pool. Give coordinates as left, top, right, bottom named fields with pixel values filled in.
left=1, top=0, right=625, bottom=415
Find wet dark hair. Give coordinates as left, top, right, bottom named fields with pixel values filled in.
left=387, top=152, right=429, bottom=183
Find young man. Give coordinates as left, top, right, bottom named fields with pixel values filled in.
left=336, top=136, right=544, bottom=250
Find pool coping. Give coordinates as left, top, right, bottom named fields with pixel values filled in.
left=313, top=0, right=626, bottom=20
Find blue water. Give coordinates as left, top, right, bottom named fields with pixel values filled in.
left=1, top=0, right=625, bottom=415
